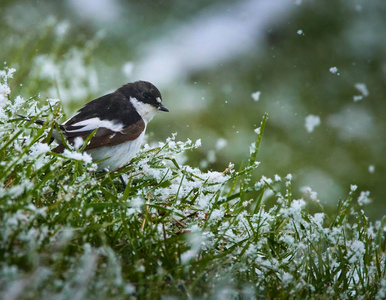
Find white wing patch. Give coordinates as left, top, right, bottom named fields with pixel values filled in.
left=66, top=117, right=124, bottom=133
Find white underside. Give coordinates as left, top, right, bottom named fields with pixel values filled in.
left=87, top=130, right=146, bottom=171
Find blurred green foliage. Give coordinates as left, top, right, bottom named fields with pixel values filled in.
left=1, top=0, right=385, bottom=219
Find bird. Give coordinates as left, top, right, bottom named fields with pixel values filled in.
left=20, top=80, right=168, bottom=171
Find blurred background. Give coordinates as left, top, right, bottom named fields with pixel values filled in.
left=1, top=0, right=385, bottom=219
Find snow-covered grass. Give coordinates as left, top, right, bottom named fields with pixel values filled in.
left=1, top=67, right=386, bottom=299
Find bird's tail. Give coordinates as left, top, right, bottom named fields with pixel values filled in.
left=18, top=114, right=45, bottom=126
left=18, top=114, right=59, bottom=146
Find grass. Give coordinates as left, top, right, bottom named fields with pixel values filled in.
left=1, top=40, right=386, bottom=300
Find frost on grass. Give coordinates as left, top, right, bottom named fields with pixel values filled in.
left=305, top=114, right=321, bottom=133
left=63, top=149, right=93, bottom=164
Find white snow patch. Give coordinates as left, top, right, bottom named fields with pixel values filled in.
left=73, top=137, right=84, bottom=150
left=62, top=149, right=92, bottom=164
left=30, top=143, right=50, bottom=157
left=301, top=186, right=319, bottom=202
left=353, top=83, right=369, bottom=102
left=251, top=91, right=261, bottom=101
left=353, top=95, right=363, bottom=102
left=47, top=98, right=60, bottom=106
left=348, top=240, right=365, bottom=264
left=194, top=139, right=202, bottom=148
left=305, top=114, right=321, bottom=133
left=210, top=209, right=224, bottom=221
left=329, top=67, right=340, bottom=75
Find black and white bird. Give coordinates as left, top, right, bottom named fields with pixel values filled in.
left=21, top=81, right=168, bottom=171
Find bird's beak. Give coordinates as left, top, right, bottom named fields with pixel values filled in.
left=158, top=104, right=169, bottom=112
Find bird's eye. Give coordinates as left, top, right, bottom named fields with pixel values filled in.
left=142, top=92, right=149, bottom=99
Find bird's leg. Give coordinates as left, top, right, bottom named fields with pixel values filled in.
left=119, top=175, right=127, bottom=189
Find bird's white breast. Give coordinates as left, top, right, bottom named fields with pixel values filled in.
left=87, top=130, right=146, bottom=171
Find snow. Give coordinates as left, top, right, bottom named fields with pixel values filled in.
left=30, top=143, right=50, bottom=156
left=353, top=95, right=363, bottom=102
left=348, top=240, right=365, bottom=264
left=210, top=208, right=224, bottom=221
left=73, top=137, right=84, bottom=150
left=124, top=284, right=136, bottom=295
left=301, top=186, right=318, bottom=202
left=358, top=191, right=371, bottom=206
left=353, top=83, right=369, bottom=102
left=281, top=272, right=293, bottom=286
left=251, top=91, right=261, bottom=101
left=297, top=29, right=304, bottom=35
left=55, top=21, right=70, bottom=37
left=129, top=196, right=144, bottom=209
left=215, top=138, right=227, bottom=150
left=62, top=149, right=93, bottom=164
left=122, top=62, right=134, bottom=78
left=181, top=231, right=202, bottom=264
left=305, top=114, right=321, bottom=133
left=32, top=49, right=99, bottom=105
left=329, top=67, right=339, bottom=75
left=136, top=0, right=294, bottom=85
left=0, top=83, right=11, bottom=97
left=67, top=0, right=122, bottom=23
left=254, top=127, right=261, bottom=134
left=47, top=98, right=60, bottom=106
left=205, top=171, right=229, bottom=183
left=194, top=139, right=202, bottom=148
left=368, top=165, right=375, bottom=173
left=310, top=213, right=324, bottom=227
left=13, top=95, right=24, bottom=110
